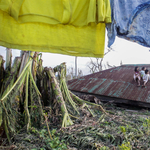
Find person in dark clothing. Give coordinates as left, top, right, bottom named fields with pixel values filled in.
left=133, top=66, right=140, bottom=86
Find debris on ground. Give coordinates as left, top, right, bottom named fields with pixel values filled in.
left=1, top=51, right=150, bottom=150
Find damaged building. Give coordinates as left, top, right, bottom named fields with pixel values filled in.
left=68, top=64, right=150, bottom=108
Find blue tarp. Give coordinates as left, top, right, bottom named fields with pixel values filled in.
left=107, top=0, right=150, bottom=48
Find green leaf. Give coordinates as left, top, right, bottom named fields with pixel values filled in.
left=51, top=129, right=56, bottom=135
left=40, top=148, right=46, bottom=150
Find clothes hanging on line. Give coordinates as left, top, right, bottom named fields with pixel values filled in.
left=107, top=0, right=150, bottom=48
left=0, top=0, right=111, bottom=58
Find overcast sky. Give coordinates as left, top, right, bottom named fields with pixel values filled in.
left=0, top=36, right=150, bottom=75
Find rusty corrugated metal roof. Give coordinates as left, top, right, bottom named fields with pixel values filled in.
left=68, top=64, right=150, bottom=103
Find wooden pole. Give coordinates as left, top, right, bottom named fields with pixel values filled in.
left=75, top=57, right=77, bottom=78
left=6, top=48, right=12, bottom=72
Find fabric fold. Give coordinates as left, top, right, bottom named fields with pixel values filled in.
left=0, top=0, right=111, bottom=26
left=97, top=0, right=111, bottom=23
left=0, top=0, right=24, bottom=20
left=107, top=0, right=150, bottom=48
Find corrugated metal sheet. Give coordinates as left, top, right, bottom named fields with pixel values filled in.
left=68, top=64, right=150, bottom=103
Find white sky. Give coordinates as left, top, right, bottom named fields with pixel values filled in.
left=0, top=36, right=150, bottom=75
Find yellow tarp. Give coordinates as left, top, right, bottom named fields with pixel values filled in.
left=0, top=0, right=111, bottom=57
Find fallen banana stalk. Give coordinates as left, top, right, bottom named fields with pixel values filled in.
left=0, top=55, right=5, bottom=92
left=45, top=67, right=73, bottom=127
left=0, top=50, right=116, bottom=148
left=81, top=103, right=95, bottom=117
left=70, top=91, right=109, bottom=116
left=0, top=60, right=31, bottom=102
left=44, top=113, right=53, bottom=140
left=24, top=72, right=31, bottom=131
left=54, top=63, right=79, bottom=115
left=0, top=51, right=44, bottom=141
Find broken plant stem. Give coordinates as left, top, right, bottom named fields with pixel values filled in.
left=69, top=114, right=80, bottom=120
left=46, top=68, right=73, bottom=127
left=29, top=70, right=41, bottom=97
left=61, top=79, right=79, bottom=114
left=0, top=55, right=5, bottom=92
left=57, top=63, right=79, bottom=115
left=0, top=61, right=31, bottom=101
left=97, top=114, right=105, bottom=123
left=82, top=103, right=95, bottom=117
left=44, top=114, right=53, bottom=140
left=62, top=113, right=73, bottom=128
left=4, top=117, right=11, bottom=144
left=70, top=91, right=109, bottom=116
left=30, top=77, right=33, bottom=115
left=24, top=72, right=31, bottom=131
left=29, top=66, right=43, bottom=123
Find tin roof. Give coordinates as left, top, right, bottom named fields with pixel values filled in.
left=68, top=64, right=150, bottom=104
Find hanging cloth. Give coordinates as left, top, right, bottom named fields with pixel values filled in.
left=0, top=0, right=111, bottom=57
left=107, top=0, right=150, bottom=48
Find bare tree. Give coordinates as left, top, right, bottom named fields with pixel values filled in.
left=87, top=48, right=114, bottom=73
left=87, top=58, right=103, bottom=73
left=67, top=66, right=83, bottom=80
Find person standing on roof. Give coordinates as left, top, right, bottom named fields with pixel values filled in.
left=142, top=69, right=149, bottom=87
left=140, top=67, right=146, bottom=79
left=133, top=66, right=140, bottom=86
